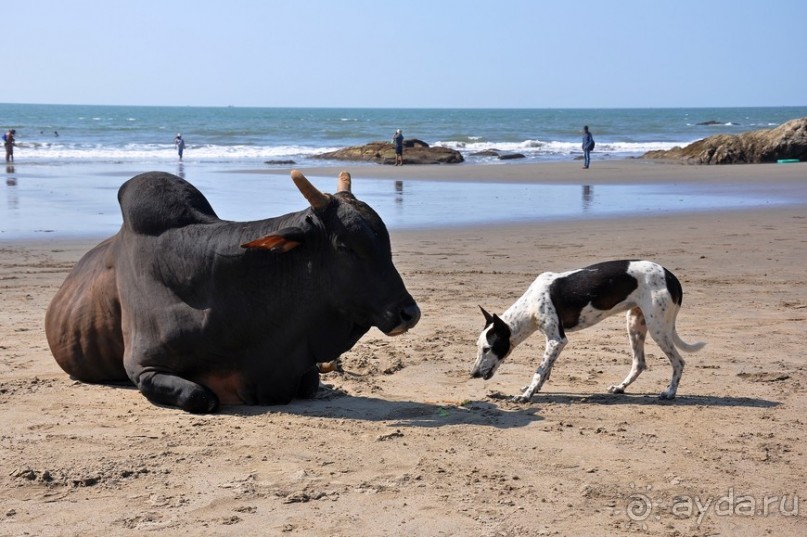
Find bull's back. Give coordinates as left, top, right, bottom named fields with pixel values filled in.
left=45, top=236, right=128, bottom=382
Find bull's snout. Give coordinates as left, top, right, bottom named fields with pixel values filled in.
left=385, top=303, right=421, bottom=336
left=400, top=303, right=421, bottom=327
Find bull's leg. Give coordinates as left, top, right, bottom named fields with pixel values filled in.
left=296, top=366, right=321, bottom=399
left=609, top=307, right=648, bottom=394
left=136, top=370, right=219, bottom=413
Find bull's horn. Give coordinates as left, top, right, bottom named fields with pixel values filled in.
left=291, top=170, right=330, bottom=210
left=337, top=171, right=352, bottom=193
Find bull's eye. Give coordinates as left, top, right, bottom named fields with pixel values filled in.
left=482, top=346, right=491, bottom=354
left=336, top=238, right=372, bottom=260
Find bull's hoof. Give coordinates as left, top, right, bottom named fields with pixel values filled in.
left=608, top=385, right=625, bottom=394
left=658, top=391, right=676, bottom=400
left=184, top=390, right=220, bottom=414
left=511, top=394, right=532, bottom=404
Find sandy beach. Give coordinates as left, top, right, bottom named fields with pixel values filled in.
left=1, top=160, right=805, bottom=536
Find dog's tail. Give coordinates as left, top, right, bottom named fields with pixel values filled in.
left=673, top=328, right=706, bottom=353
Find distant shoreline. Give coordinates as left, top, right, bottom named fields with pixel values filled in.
left=6, top=157, right=806, bottom=188
left=276, top=158, right=807, bottom=186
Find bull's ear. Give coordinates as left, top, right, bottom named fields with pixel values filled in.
left=241, top=227, right=306, bottom=253
left=479, top=306, right=494, bottom=326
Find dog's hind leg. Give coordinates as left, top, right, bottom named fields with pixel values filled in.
left=515, top=332, right=566, bottom=403
left=647, top=316, right=685, bottom=400
left=608, top=307, right=648, bottom=395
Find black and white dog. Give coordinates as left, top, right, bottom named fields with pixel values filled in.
left=471, top=260, right=705, bottom=401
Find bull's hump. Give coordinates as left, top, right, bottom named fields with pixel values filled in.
left=118, top=172, right=220, bottom=235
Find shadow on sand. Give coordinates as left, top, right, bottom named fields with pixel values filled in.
left=83, top=380, right=777, bottom=423
left=493, top=391, right=780, bottom=409
left=220, top=385, right=779, bottom=427
left=224, top=386, right=543, bottom=429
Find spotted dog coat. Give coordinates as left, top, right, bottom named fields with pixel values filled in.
left=471, top=260, right=705, bottom=401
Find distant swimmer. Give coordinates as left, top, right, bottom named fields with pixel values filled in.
left=174, top=133, right=185, bottom=160
left=3, top=129, right=16, bottom=163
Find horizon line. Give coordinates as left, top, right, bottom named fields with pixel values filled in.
left=2, top=102, right=806, bottom=111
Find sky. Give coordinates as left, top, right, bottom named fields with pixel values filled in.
left=7, top=0, right=807, bottom=109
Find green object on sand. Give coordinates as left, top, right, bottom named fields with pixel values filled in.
left=776, top=159, right=800, bottom=164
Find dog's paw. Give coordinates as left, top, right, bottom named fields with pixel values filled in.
left=658, top=391, right=676, bottom=400
left=608, top=385, right=625, bottom=394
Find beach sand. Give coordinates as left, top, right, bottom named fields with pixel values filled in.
left=1, top=161, right=805, bottom=536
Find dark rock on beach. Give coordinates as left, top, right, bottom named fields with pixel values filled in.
left=497, top=153, right=526, bottom=160
left=471, top=150, right=501, bottom=157
left=315, top=140, right=464, bottom=165
left=265, top=159, right=296, bottom=165
left=404, top=138, right=430, bottom=149
left=470, top=149, right=526, bottom=160
left=643, top=117, right=807, bottom=164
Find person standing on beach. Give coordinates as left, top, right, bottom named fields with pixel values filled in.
left=581, top=126, right=594, bottom=169
left=3, top=129, right=16, bottom=163
left=175, top=133, right=185, bottom=160
left=393, top=129, right=404, bottom=166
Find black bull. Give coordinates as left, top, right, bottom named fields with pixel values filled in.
left=45, top=170, right=420, bottom=413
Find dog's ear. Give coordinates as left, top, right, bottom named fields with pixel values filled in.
left=479, top=306, right=494, bottom=326
left=486, top=313, right=512, bottom=349
left=492, top=313, right=509, bottom=333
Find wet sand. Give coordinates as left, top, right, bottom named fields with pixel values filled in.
left=4, top=159, right=806, bottom=239
left=1, top=160, right=805, bottom=535
left=290, top=158, right=807, bottom=185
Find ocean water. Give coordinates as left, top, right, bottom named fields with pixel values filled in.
left=3, top=104, right=806, bottom=166
left=2, top=104, right=806, bottom=239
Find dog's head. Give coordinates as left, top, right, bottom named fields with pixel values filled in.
left=471, top=306, right=512, bottom=380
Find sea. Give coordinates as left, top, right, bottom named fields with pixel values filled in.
left=3, top=103, right=807, bottom=166
left=2, top=104, right=806, bottom=239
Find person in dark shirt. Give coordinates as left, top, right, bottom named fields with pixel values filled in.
left=175, top=133, right=186, bottom=160
left=392, top=129, right=404, bottom=166
left=3, top=129, right=16, bottom=163
left=581, top=125, right=594, bottom=169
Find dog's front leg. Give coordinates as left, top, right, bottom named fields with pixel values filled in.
left=514, top=336, right=566, bottom=402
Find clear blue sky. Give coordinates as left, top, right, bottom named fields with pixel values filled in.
left=8, top=0, right=806, bottom=108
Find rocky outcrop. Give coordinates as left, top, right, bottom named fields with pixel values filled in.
left=643, top=117, right=807, bottom=164
left=315, top=139, right=464, bottom=165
